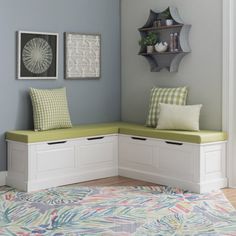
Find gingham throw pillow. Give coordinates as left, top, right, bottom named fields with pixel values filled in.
left=146, top=87, right=188, bottom=127
left=30, top=87, right=72, bottom=131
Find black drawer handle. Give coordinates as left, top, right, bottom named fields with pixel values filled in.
left=48, top=141, right=67, bottom=145
left=87, top=136, right=104, bottom=141
left=131, top=137, right=147, bottom=141
left=165, top=141, right=183, bottom=146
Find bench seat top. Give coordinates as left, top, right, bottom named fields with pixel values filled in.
left=6, top=122, right=227, bottom=144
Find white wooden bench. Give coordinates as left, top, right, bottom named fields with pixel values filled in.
left=6, top=122, right=227, bottom=193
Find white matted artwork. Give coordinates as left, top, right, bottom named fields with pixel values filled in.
left=17, top=31, right=58, bottom=79
left=64, top=33, right=101, bottom=79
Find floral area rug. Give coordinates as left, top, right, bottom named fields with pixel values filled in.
left=0, top=185, right=236, bottom=235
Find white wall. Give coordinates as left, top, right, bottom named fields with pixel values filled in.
left=228, top=0, right=236, bottom=187
left=121, top=0, right=222, bottom=130
left=232, top=0, right=236, bottom=187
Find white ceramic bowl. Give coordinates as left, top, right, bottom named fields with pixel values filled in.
left=155, top=42, right=168, bottom=53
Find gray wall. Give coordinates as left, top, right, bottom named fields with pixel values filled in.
left=121, top=0, right=222, bottom=130
left=0, top=0, right=121, bottom=171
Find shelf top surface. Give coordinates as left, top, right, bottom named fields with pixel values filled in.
left=139, top=51, right=190, bottom=56
left=139, top=24, right=192, bottom=32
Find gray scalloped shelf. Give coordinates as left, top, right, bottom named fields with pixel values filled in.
left=139, top=24, right=184, bottom=32
left=138, top=7, right=191, bottom=72
left=140, top=51, right=182, bottom=55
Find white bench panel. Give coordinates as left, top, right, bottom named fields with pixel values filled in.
left=118, top=134, right=227, bottom=193
left=6, top=135, right=118, bottom=192
left=6, top=132, right=227, bottom=193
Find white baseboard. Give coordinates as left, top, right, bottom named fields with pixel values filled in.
left=27, top=169, right=118, bottom=192
left=119, top=167, right=227, bottom=194
left=0, top=171, right=7, bottom=186
left=7, top=168, right=118, bottom=192
left=119, top=167, right=200, bottom=193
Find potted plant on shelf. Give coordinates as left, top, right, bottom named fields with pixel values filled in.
left=162, top=9, right=173, bottom=26
left=139, top=32, right=158, bottom=54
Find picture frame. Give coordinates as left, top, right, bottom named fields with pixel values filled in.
left=17, top=31, right=58, bottom=79
left=64, top=32, right=101, bottom=79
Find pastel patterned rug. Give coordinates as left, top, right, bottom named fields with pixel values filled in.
left=0, top=185, right=236, bottom=235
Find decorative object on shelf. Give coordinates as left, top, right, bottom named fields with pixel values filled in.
left=17, top=31, right=58, bottom=79
left=170, top=33, right=174, bottom=52
left=146, top=46, right=154, bottom=54
left=166, top=19, right=174, bottom=26
left=169, top=32, right=179, bottom=52
left=153, top=19, right=162, bottom=28
left=174, top=33, right=179, bottom=52
left=155, top=42, right=168, bottom=53
left=139, top=32, right=158, bottom=54
left=138, top=7, right=191, bottom=72
left=162, top=8, right=174, bottom=26
left=64, top=33, right=101, bottom=79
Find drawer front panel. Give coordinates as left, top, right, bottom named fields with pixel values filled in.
left=158, top=147, right=194, bottom=180
left=35, top=140, right=77, bottom=178
left=37, top=147, right=75, bottom=172
left=119, top=135, right=157, bottom=171
left=78, top=136, right=118, bottom=170
left=79, top=142, right=114, bottom=165
left=119, top=135, right=197, bottom=181
left=119, top=140, right=153, bottom=165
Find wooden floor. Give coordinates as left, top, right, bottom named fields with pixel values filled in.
left=76, top=176, right=236, bottom=209
left=222, top=188, right=236, bottom=208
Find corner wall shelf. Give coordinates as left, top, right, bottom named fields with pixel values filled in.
left=139, top=24, right=184, bottom=32
left=138, top=7, right=191, bottom=72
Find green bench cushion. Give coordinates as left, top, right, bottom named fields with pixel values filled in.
left=6, top=122, right=227, bottom=144
left=118, top=123, right=227, bottom=144
left=6, top=123, right=121, bottom=143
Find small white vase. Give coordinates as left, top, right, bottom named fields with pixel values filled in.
left=146, top=45, right=154, bottom=54
left=166, top=19, right=173, bottom=26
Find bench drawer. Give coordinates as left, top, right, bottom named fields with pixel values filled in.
left=78, top=135, right=118, bottom=171
left=6, top=135, right=118, bottom=192
left=119, top=134, right=227, bottom=193
left=156, top=141, right=198, bottom=181
left=119, top=135, right=197, bottom=179
left=33, top=140, right=77, bottom=179
left=119, top=135, right=157, bottom=172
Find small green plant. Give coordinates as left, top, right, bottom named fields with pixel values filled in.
left=162, top=9, right=172, bottom=19
left=139, top=32, right=158, bottom=46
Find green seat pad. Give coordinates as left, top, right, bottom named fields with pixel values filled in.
left=6, top=123, right=121, bottom=143
left=118, top=123, right=227, bottom=144
left=6, top=122, right=227, bottom=144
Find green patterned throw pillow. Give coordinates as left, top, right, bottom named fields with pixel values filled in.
left=146, top=87, right=188, bottom=127
left=30, top=87, right=72, bottom=131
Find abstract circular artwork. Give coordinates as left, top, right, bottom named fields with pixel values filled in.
left=17, top=31, right=58, bottom=79
left=22, top=38, right=53, bottom=74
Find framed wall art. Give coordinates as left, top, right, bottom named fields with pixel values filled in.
left=17, top=31, right=58, bottom=79
left=64, top=33, right=101, bottom=79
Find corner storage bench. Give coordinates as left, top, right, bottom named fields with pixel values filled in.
left=6, top=123, right=120, bottom=192
left=6, top=122, right=227, bottom=193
